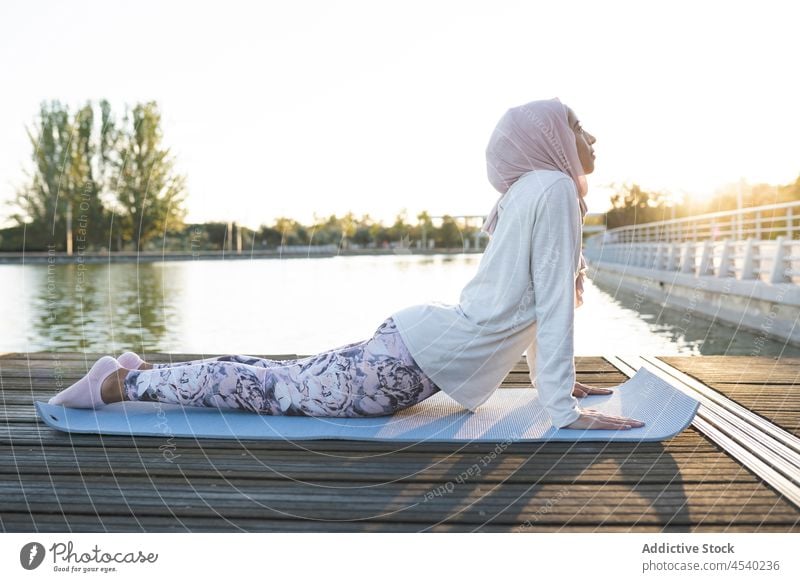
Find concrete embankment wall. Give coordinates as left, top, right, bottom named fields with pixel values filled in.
left=586, top=260, right=800, bottom=348
left=0, top=248, right=483, bottom=264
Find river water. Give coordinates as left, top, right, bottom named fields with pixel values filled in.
left=1, top=254, right=797, bottom=357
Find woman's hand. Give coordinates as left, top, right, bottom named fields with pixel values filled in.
left=572, top=380, right=613, bottom=398
left=563, top=407, right=645, bottom=430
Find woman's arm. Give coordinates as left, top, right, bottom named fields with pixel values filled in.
left=529, top=178, right=645, bottom=431
left=528, top=333, right=615, bottom=396
left=529, top=178, right=583, bottom=428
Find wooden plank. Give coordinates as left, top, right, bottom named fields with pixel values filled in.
left=1, top=478, right=796, bottom=525
left=2, top=512, right=793, bottom=533
left=1, top=352, right=798, bottom=532
left=661, top=356, right=800, bottom=437
left=0, top=447, right=763, bottom=484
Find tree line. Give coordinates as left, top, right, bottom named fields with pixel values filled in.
left=0, top=99, right=483, bottom=252
left=3, top=99, right=798, bottom=252
left=4, top=99, right=186, bottom=253
left=602, top=177, right=800, bottom=232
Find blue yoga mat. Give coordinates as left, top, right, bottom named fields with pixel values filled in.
left=34, top=366, right=699, bottom=442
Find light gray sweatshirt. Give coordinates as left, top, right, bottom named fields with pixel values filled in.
left=391, top=169, right=583, bottom=428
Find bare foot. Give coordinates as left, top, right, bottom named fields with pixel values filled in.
left=100, top=368, right=131, bottom=403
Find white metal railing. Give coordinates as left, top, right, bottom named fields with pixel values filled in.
left=584, top=201, right=800, bottom=284
left=588, top=200, right=800, bottom=244
left=583, top=237, right=799, bottom=284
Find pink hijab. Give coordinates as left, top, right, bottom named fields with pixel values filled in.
left=482, top=97, right=589, bottom=309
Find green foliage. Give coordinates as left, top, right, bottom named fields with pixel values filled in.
left=6, top=99, right=188, bottom=252
left=109, top=102, right=188, bottom=250
left=436, top=215, right=462, bottom=249
left=10, top=100, right=80, bottom=250
left=605, top=183, right=670, bottom=230
left=210, top=213, right=479, bottom=252
left=604, top=175, right=800, bottom=229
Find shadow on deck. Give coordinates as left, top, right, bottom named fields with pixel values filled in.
left=1, top=353, right=798, bottom=532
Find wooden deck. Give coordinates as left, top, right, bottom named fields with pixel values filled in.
left=1, top=352, right=798, bottom=532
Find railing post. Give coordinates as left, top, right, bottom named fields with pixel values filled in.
left=769, top=236, right=790, bottom=284
left=717, top=239, right=734, bottom=277
left=699, top=240, right=714, bottom=276
left=667, top=243, right=679, bottom=270
left=756, top=211, right=762, bottom=239
left=741, top=238, right=758, bottom=280
left=680, top=242, right=695, bottom=274
left=788, top=207, right=794, bottom=239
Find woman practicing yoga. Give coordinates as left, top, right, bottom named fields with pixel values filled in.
left=49, top=97, right=644, bottom=431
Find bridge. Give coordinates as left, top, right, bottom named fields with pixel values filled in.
left=583, top=200, right=800, bottom=347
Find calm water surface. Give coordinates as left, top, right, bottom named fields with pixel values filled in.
left=1, top=254, right=797, bottom=357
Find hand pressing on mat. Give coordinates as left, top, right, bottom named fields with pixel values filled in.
left=572, top=380, right=613, bottom=398
left=563, top=408, right=645, bottom=430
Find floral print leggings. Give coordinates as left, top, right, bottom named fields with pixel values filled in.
left=122, top=317, right=441, bottom=417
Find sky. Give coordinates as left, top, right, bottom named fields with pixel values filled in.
left=1, top=0, right=798, bottom=229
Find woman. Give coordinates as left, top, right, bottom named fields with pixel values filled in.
left=49, top=98, right=644, bottom=431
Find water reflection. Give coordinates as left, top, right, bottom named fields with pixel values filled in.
left=583, top=276, right=800, bottom=357
left=0, top=255, right=797, bottom=357
left=26, top=263, right=176, bottom=351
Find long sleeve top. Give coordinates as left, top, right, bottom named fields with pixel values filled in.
left=390, top=169, right=583, bottom=428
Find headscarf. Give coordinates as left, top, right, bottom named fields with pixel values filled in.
left=482, top=97, right=589, bottom=309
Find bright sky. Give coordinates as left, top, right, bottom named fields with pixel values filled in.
left=1, top=0, right=798, bottom=229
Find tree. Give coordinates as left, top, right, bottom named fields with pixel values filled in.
left=339, top=211, right=357, bottom=249
left=10, top=100, right=117, bottom=252
left=10, top=100, right=74, bottom=251
left=605, top=183, right=669, bottom=230
left=437, top=215, right=461, bottom=249
left=8, top=99, right=186, bottom=252
left=109, top=102, right=188, bottom=251
left=386, top=209, right=410, bottom=246
left=68, top=102, right=115, bottom=251
left=416, top=210, right=433, bottom=248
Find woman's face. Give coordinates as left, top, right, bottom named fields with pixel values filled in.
left=566, top=106, right=596, bottom=174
